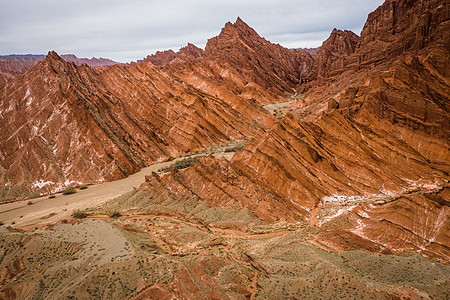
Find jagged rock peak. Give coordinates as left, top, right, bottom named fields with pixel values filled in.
left=204, top=17, right=263, bottom=56
left=310, top=29, right=359, bottom=78
left=220, top=16, right=259, bottom=37
left=46, top=50, right=63, bottom=61
left=322, top=29, right=359, bottom=54
left=178, top=43, right=204, bottom=57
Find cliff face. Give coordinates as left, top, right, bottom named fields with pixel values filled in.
left=312, top=29, right=360, bottom=78
left=358, top=0, right=450, bottom=62
left=306, top=0, right=450, bottom=82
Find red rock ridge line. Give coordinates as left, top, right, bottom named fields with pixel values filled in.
left=0, top=51, right=274, bottom=192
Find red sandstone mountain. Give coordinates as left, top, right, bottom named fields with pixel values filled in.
left=138, top=0, right=450, bottom=261
left=152, top=18, right=314, bottom=106
left=199, top=17, right=314, bottom=103
left=0, top=15, right=316, bottom=195
left=312, top=29, right=360, bottom=78
left=0, top=50, right=274, bottom=194
left=0, top=0, right=448, bottom=262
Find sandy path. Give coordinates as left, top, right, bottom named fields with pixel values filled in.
left=0, top=152, right=234, bottom=229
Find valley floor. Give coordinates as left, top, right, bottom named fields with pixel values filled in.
left=0, top=152, right=234, bottom=229
left=1, top=206, right=448, bottom=299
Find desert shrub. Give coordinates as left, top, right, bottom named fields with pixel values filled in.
left=109, top=211, right=122, bottom=218
left=72, top=209, right=87, bottom=219
left=28, top=191, right=41, bottom=199
left=224, top=143, right=245, bottom=152
left=27, top=200, right=33, bottom=205
left=173, top=156, right=198, bottom=169
left=0, top=221, right=4, bottom=226
left=48, top=195, right=56, bottom=199
left=79, top=185, right=88, bottom=190
left=158, top=155, right=206, bottom=173
left=158, top=166, right=172, bottom=173
left=62, top=187, right=76, bottom=195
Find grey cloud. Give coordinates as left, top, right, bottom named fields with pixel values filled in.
left=0, top=0, right=384, bottom=62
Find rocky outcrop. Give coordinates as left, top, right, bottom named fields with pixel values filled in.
left=312, top=29, right=360, bottom=78
left=347, top=187, right=450, bottom=262
left=139, top=49, right=177, bottom=67
left=358, top=0, right=450, bottom=64
left=143, top=156, right=306, bottom=223
left=143, top=104, right=446, bottom=223
left=304, top=0, right=449, bottom=83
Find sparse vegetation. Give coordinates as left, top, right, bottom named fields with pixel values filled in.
left=158, top=155, right=206, bottom=173
left=62, top=187, right=77, bottom=195
left=109, top=211, right=122, bottom=218
left=79, top=185, right=88, bottom=190
left=72, top=209, right=88, bottom=219
left=224, top=143, right=245, bottom=152
left=0, top=184, right=30, bottom=203
left=27, top=200, right=33, bottom=205
left=174, top=156, right=203, bottom=169
left=0, top=221, right=3, bottom=226
left=49, top=195, right=56, bottom=199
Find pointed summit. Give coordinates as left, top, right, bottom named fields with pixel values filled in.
left=235, top=16, right=246, bottom=26
left=46, top=50, right=63, bottom=61
left=204, top=17, right=314, bottom=100
left=311, top=29, right=359, bottom=78
left=205, top=17, right=261, bottom=56
left=321, top=29, right=359, bottom=54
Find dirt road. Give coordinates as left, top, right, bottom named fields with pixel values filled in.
left=0, top=152, right=234, bottom=229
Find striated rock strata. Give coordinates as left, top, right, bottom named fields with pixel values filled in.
left=134, top=0, right=449, bottom=261
left=0, top=51, right=273, bottom=194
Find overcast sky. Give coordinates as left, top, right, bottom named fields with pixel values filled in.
left=0, top=0, right=384, bottom=62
